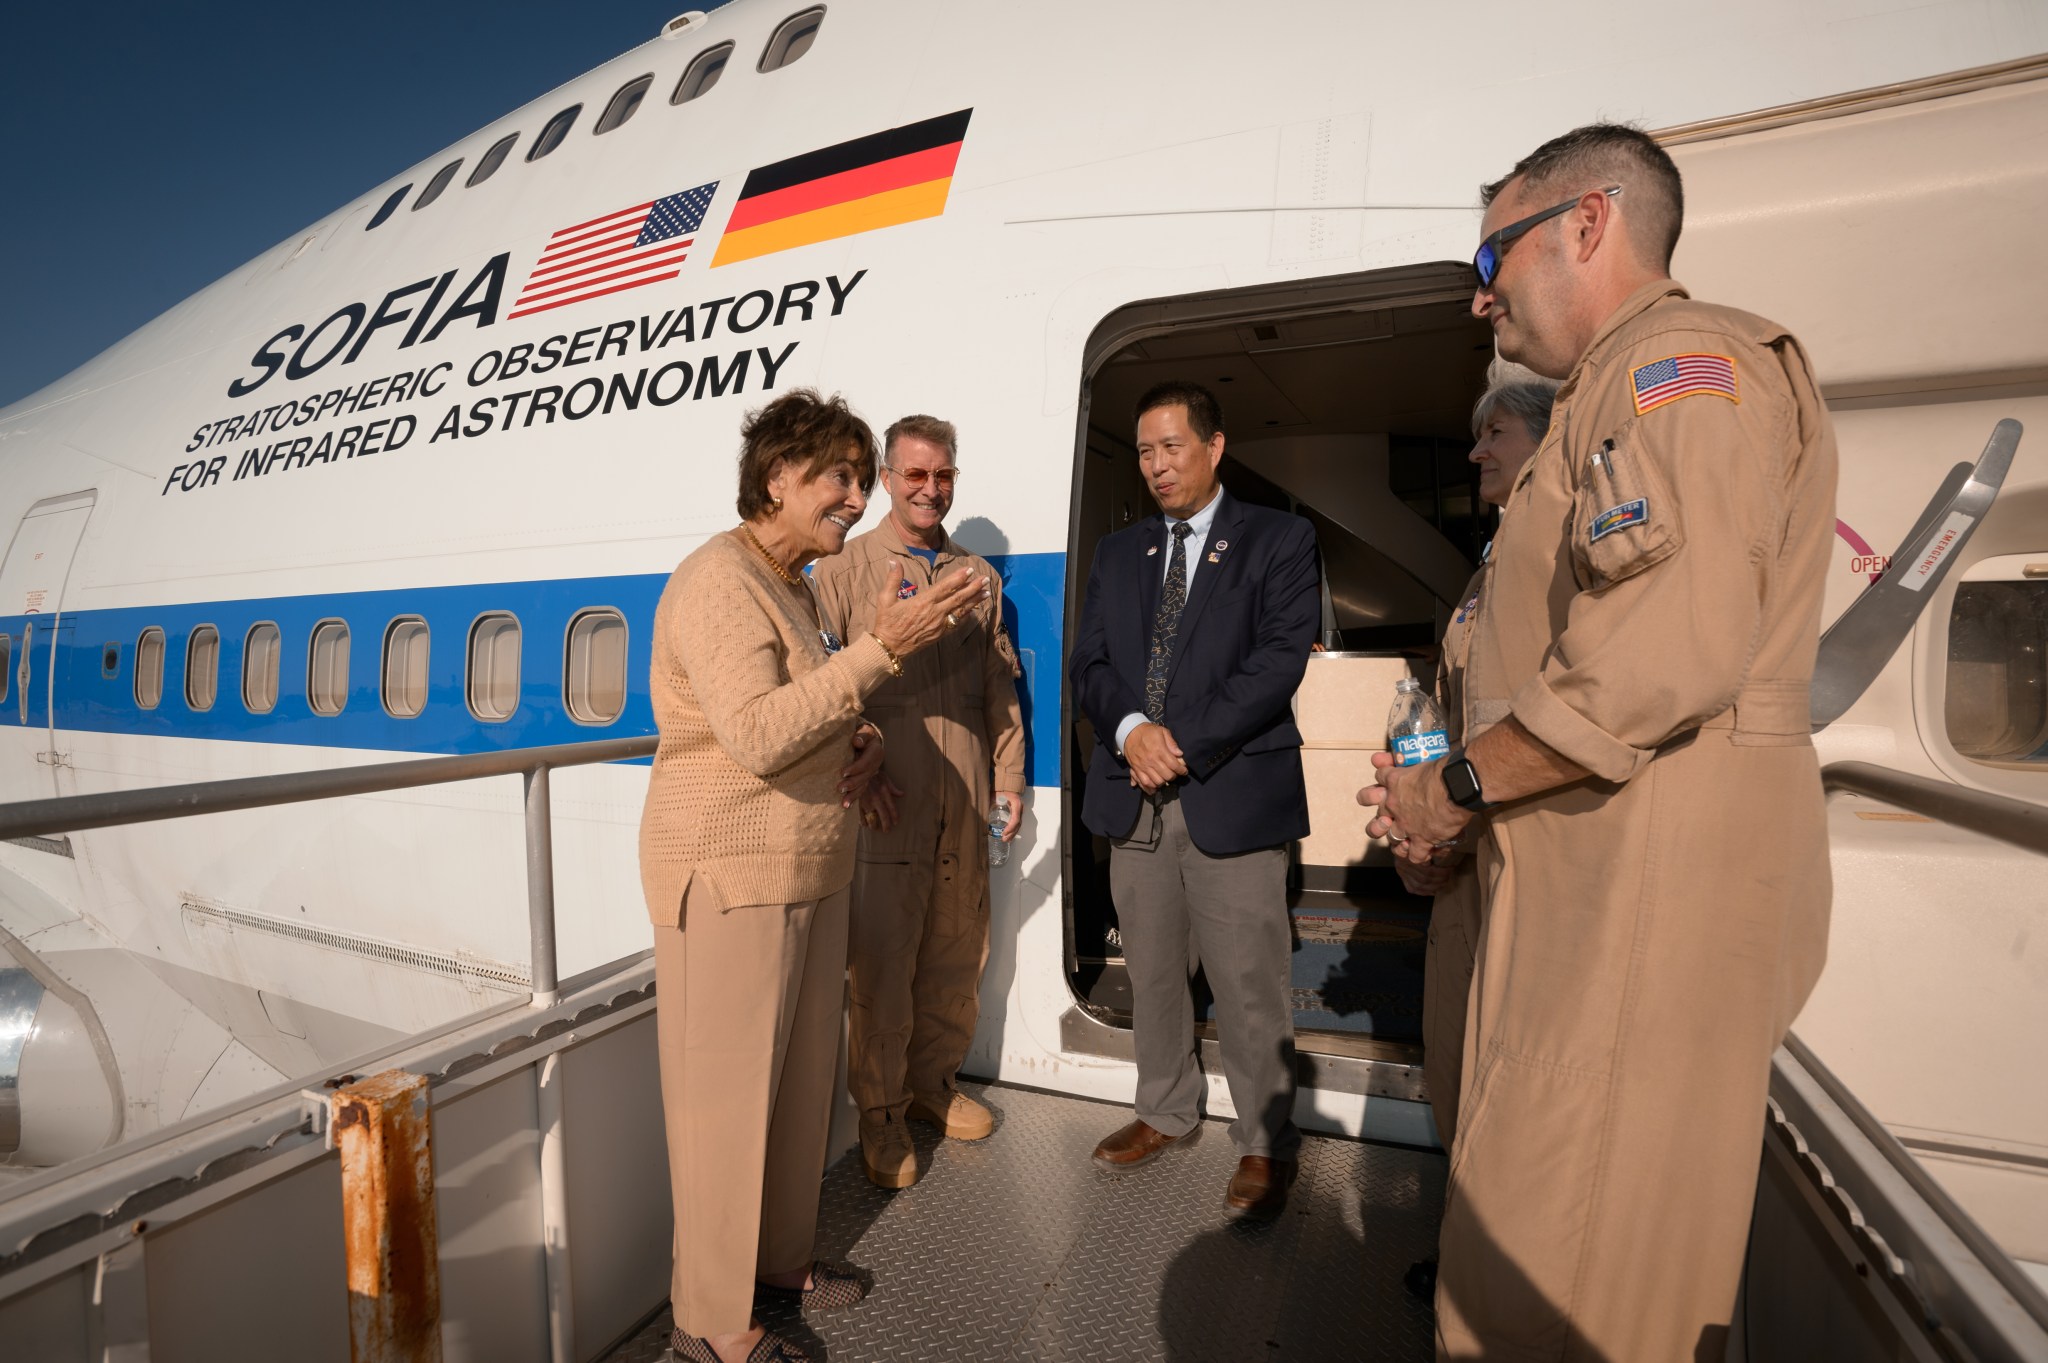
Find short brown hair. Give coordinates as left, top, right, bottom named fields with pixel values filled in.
left=1134, top=379, right=1224, bottom=443
left=734, top=388, right=878, bottom=520
left=1481, top=123, right=1684, bottom=271
left=884, top=413, right=958, bottom=461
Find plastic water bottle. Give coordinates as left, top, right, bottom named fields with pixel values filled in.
left=1388, top=678, right=1450, bottom=766
left=988, top=798, right=1012, bottom=866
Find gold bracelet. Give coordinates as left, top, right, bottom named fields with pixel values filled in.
left=873, top=636, right=905, bottom=678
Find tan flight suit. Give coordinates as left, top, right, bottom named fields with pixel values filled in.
left=1421, top=569, right=1486, bottom=1149
left=1437, top=281, right=1836, bottom=1362
left=810, top=524, right=1026, bottom=1124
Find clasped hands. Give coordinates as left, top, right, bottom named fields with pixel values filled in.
left=1122, top=722, right=1189, bottom=794
left=1357, top=750, right=1474, bottom=867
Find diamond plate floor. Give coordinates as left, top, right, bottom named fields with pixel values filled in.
left=604, top=1081, right=1444, bottom=1363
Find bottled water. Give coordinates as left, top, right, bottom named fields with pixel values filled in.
left=1388, top=677, right=1450, bottom=766
left=988, top=797, right=1012, bottom=866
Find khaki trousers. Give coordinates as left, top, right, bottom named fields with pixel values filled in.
left=1437, top=735, right=1828, bottom=1362
left=1421, top=867, right=1482, bottom=1148
left=655, top=879, right=849, bottom=1337
left=847, top=837, right=990, bottom=1123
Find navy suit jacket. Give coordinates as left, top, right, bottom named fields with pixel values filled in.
left=1068, top=491, right=1320, bottom=856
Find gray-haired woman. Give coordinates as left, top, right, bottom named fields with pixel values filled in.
left=1397, top=365, right=1557, bottom=1299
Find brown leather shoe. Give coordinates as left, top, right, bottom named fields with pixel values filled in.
left=1092, top=1118, right=1199, bottom=1171
left=1222, top=1155, right=1298, bottom=1220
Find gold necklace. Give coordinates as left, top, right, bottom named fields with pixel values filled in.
left=740, top=524, right=804, bottom=587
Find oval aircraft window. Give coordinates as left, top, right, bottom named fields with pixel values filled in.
left=1945, top=579, right=2048, bottom=765
left=382, top=616, right=430, bottom=719
left=186, top=624, right=220, bottom=711
left=365, top=184, right=411, bottom=231
left=759, top=8, right=826, bottom=72
left=412, top=158, right=464, bottom=212
left=467, top=613, right=523, bottom=722
left=564, top=608, right=628, bottom=724
left=243, top=622, right=281, bottom=715
left=672, top=42, right=735, bottom=104
left=134, top=628, right=166, bottom=709
left=595, top=74, right=654, bottom=134
left=308, top=619, right=351, bottom=717
left=526, top=105, right=583, bottom=162
left=467, top=134, right=519, bottom=188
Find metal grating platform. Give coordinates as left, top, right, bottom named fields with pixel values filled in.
left=604, top=1081, right=1443, bottom=1362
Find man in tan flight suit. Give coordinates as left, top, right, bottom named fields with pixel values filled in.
left=1362, top=124, right=1836, bottom=1361
left=810, top=414, right=1026, bottom=1189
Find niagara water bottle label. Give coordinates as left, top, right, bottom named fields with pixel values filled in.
left=1388, top=677, right=1451, bottom=767
left=1392, top=730, right=1450, bottom=764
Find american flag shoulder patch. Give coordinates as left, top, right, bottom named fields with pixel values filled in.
left=1630, top=352, right=1739, bottom=415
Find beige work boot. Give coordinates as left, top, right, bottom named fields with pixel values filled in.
left=907, top=1088, right=994, bottom=1141
left=860, top=1116, right=918, bottom=1189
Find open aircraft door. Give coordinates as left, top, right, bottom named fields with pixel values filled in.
left=0, top=491, right=97, bottom=796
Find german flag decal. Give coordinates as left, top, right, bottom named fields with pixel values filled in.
left=712, top=109, right=972, bottom=267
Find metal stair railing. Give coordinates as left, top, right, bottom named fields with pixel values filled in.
left=0, top=733, right=657, bottom=1007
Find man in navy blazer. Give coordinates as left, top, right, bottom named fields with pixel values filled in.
left=1068, top=379, right=1321, bottom=1218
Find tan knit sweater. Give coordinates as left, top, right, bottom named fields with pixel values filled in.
left=637, top=529, right=896, bottom=924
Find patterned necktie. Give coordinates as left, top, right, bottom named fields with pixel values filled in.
left=1143, top=521, right=1195, bottom=722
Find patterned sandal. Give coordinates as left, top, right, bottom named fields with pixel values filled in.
left=756, top=1260, right=870, bottom=1312
left=670, top=1326, right=811, bottom=1363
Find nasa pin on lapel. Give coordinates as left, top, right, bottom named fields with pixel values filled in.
left=1207, top=538, right=1228, bottom=564
left=1146, top=545, right=1159, bottom=556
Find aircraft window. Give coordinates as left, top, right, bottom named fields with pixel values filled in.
left=0, top=634, right=9, bottom=704
left=307, top=619, right=351, bottom=716
left=135, top=628, right=166, bottom=709
left=243, top=622, right=281, bottom=714
left=671, top=42, right=735, bottom=104
left=595, top=74, right=654, bottom=134
left=186, top=625, right=219, bottom=711
left=564, top=609, right=628, bottom=724
left=759, top=8, right=826, bottom=72
left=1945, top=580, right=2048, bottom=765
left=365, top=184, right=412, bottom=231
left=413, top=159, right=464, bottom=212
left=526, top=105, right=582, bottom=163
left=382, top=617, right=430, bottom=718
left=467, top=134, right=519, bottom=188
left=467, top=613, right=522, bottom=722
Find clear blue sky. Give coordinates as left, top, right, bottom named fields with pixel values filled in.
left=2, top=1, right=733, bottom=410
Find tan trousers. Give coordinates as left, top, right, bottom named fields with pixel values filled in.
left=847, top=826, right=989, bottom=1124
left=1421, top=868, right=1482, bottom=1149
left=655, top=879, right=849, bottom=1337
left=1437, top=735, right=1828, bottom=1362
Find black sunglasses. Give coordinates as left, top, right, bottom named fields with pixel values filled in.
left=1472, top=185, right=1622, bottom=288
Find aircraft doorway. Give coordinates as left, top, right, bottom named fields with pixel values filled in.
left=1060, top=264, right=1495, bottom=1075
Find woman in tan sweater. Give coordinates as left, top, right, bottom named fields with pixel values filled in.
left=642, top=389, right=987, bottom=1363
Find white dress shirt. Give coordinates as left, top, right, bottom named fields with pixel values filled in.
left=1116, top=487, right=1224, bottom=753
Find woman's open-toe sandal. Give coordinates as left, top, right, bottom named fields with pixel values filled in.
left=670, top=1326, right=810, bottom=1363
left=756, top=1259, right=869, bottom=1312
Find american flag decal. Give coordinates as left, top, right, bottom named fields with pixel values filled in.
left=508, top=182, right=719, bottom=319
left=1631, top=353, right=1738, bottom=414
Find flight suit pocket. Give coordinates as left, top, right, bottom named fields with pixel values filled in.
left=1572, top=420, right=1684, bottom=591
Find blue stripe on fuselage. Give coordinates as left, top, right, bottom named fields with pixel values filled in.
left=0, top=552, right=1066, bottom=786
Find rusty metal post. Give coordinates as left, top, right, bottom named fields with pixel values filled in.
left=523, top=765, right=560, bottom=1008
left=334, top=1070, right=442, bottom=1363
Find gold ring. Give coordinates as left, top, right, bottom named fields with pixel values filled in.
left=945, top=612, right=959, bottom=627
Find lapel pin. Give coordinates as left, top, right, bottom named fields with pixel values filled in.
left=1214, top=540, right=1229, bottom=552
left=1145, top=545, right=1159, bottom=557
left=1206, top=552, right=1221, bottom=563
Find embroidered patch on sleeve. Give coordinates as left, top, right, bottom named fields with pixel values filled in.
left=1631, top=353, right=1738, bottom=414
left=1590, top=499, right=1649, bottom=542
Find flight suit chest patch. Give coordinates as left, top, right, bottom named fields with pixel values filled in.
left=1588, top=499, right=1648, bottom=543
left=1630, top=352, right=1738, bottom=415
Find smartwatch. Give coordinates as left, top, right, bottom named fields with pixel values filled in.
left=1441, top=750, right=1489, bottom=812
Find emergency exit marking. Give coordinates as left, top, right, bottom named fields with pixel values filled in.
left=1846, top=554, right=1891, bottom=576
